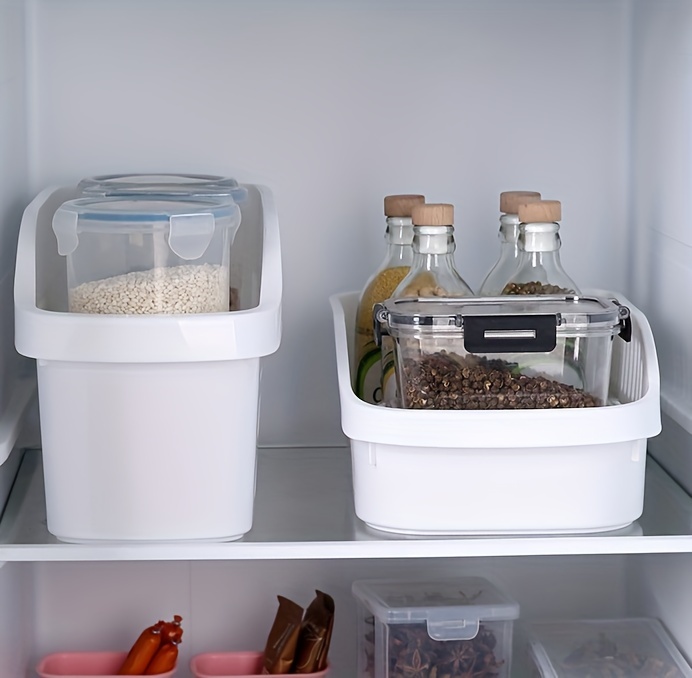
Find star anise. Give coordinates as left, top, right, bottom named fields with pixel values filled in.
left=395, top=647, right=432, bottom=678
left=439, top=640, right=476, bottom=674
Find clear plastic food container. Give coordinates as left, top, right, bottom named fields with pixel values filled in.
left=375, top=294, right=631, bottom=409
left=526, top=618, right=692, bottom=677
left=352, top=576, right=519, bottom=678
left=52, top=197, right=241, bottom=314
left=78, top=172, right=248, bottom=203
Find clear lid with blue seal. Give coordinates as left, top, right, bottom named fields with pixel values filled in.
left=77, top=173, right=248, bottom=203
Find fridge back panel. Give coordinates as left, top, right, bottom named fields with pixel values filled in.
left=21, top=0, right=636, bottom=450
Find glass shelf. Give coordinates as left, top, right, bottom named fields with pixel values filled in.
left=0, top=447, right=691, bottom=562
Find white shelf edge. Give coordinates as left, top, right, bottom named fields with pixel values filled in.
left=3, top=535, right=692, bottom=563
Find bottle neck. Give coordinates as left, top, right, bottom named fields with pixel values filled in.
left=386, top=216, right=415, bottom=245
left=411, top=225, right=456, bottom=256
left=512, top=220, right=579, bottom=293
left=498, top=213, right=520, bottom=244
left=520, top=222, right=561, bottom=253
left=383, top=216, right=414, bottom=265
left=497, top=213, right=521, bottom=261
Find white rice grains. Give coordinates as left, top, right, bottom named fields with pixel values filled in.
left=69, top=264, right=228, bottom=314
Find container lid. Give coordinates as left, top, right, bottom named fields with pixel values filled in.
left=528, top=618, right=692, bottom=677
left=500, top=190, right=541, bottom=214
left=378, top=295, right=629, bottom=335
left=78, top=173, right=248, bottom=202
left=384, top=194, right=425, bottom=218
left=412, top=203, right=454, bottom=227
left=52, top=197, right=240, bottom=260
left=352, top=577, right=519, bottom=641
left=519, top=199, right=561, bottom=223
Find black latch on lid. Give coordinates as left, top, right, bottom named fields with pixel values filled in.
left=463, top=314, right=559, bottom=353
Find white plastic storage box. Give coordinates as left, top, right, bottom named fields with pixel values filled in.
left=352, top=576, right=519, bottom=678
left=526, top=618, right=692, bottom=677
left=330, top=291, right=661, bottom=535
left=14, top=184, right=282, bottom=542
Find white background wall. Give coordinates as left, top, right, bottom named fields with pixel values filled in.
left=630, top=0, right=692, bottom=486
left=0, top=0, right=30, bottom=419
left=24, top=0, right=632, bottom=447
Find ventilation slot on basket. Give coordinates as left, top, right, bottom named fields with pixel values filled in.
left=610, top=322, right=645, bottom=404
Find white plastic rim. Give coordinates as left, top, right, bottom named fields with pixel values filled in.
left=329, top=290, right=661, bottom=449
left=15, top=185, right=282, bottom=363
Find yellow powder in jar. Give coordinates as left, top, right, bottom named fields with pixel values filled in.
left=355, top=266, right=410, bottom=341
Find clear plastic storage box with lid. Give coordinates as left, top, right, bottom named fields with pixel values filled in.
left=374, top=294, right=631, bottom=410
left=525, top=618, right=692, bottom=677
left=52, top=197, right=241, bottom=315
left=352, top=576, right=519, bottom=678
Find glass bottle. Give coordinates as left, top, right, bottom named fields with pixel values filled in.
left=381, top=203, right=474, bottom=404
left=500, top=199, right=581, bottom=295
left=478, top=190, right=541, bottom=295
left=354, top=194, right=425, bottom=404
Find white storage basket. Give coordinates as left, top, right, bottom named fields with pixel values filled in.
left=15, top=184, right=282, bottom=542
left=330, top=291, right=661, bottom=535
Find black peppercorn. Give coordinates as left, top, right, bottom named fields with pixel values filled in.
left=400, top=351, right=600, bottom=410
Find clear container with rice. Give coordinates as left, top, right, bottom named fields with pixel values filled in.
left=51, top=197, right=241, bottom=314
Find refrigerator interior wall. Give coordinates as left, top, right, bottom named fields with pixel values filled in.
left=13, top=554, right=692, bottom=678
left=630, top=0, right=692, bottom=491
left=0, top=563, right=31, bottom=678
left=0, top=0, right=31, bottom=456
left=0, top=554, right=685, bottom=677
left=24, top=0, right=634, bottom=447
left=0, top=0, right=691, bottom=676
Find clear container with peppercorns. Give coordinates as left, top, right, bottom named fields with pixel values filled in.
left=352, top=576, right=520, bottom=678
left=374, top=294, right=631, bottom=410
left=499, top=199, right=581, bottom=296
left=526, top=618, right=692, bottom=677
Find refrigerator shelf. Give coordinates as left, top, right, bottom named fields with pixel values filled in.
left=0, top=447, right=691, bottom=562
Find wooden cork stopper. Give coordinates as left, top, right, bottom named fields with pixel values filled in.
left=384, top=194, right=425, bottom=217
left=500, top=191, right=541, bottom=214
left=412, top=203, right=454, bottom=227
left=518, top=199, right=561, bottom=223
